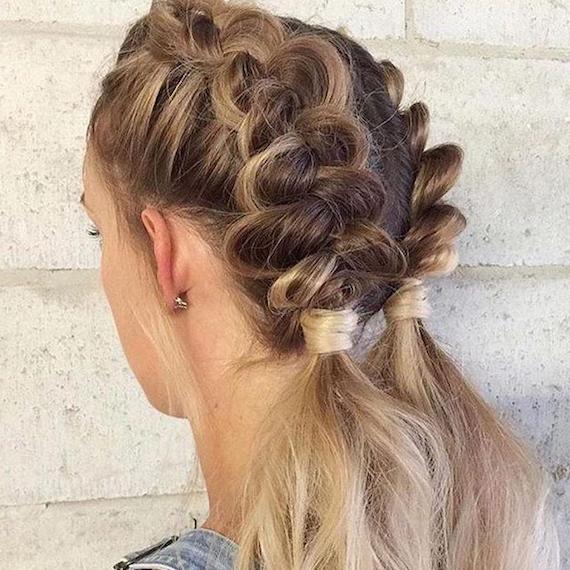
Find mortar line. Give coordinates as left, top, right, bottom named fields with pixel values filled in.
left=1, top=462, right=567, bottom=511
left=363, top=36, right=570, bottom=63
left=0, top=19, right=127, bottom=39
left=0, top=19, right=569, bottom=62
left=404, top=0, right=415, bottom=43
left=1, top=264, right=570, bottom=289
left=0, top=489, right=208, bottom=511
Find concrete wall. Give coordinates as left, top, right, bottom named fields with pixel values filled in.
left=0, top=0, right=568, bottom=567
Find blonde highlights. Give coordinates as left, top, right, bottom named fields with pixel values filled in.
left=86, top=0, right=560, bottom=568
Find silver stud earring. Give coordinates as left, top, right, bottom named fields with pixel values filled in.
left=173, top=294, right=188, bottom=310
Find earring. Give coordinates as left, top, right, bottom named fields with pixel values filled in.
left=174, top=294, right=188, bottom=310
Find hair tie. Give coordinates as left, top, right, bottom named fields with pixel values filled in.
left=383, top=277, right=430, bottom=324
left=300, top=307, right=359, bottom=355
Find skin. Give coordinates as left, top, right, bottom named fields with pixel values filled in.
left=80, top=143, right=308, bottom=541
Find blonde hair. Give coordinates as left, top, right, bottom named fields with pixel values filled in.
left=86, top=0, right=560, bottom=568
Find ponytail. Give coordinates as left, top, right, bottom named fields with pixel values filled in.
left=360, top=103, right=559, bottom=569
left=236, top=64, right=559, bottom=570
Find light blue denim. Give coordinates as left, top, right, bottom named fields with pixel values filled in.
left=115, top=528, right=239, bottom=570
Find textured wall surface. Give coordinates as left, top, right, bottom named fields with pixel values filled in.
left=0, top=0, right=568, bottom=568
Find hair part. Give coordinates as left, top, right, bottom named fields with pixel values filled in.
left=86, top=0, right=560, bottom=568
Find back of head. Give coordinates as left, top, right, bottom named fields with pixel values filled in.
left=87, top=1, right=560, bottom=568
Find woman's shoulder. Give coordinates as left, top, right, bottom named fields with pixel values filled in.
left=114, top=528, right=238, bottom=570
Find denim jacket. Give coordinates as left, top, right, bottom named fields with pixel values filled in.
left=114, top=528, right=238, bottom=570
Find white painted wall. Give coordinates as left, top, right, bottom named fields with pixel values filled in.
left=0, top=0, right=568, bottom=567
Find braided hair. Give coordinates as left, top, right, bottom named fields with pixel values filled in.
left=87, top=1, right=559, bottom=568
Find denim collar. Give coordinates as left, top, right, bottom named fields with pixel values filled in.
left=114, top=528, right=239, bottom=570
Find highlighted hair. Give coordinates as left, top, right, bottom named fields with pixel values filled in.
left=87, top=0, right=560, bottom=568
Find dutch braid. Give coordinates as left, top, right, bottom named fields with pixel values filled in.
left=87, top=1, right=560, bottom=568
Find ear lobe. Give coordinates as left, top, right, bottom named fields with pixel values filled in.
left=140, top=207, right=177, bottom=308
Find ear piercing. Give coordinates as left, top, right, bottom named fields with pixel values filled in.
left=173, top=294, right=188, bottom=310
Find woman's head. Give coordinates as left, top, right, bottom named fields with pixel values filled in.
left=82, top=1, right=559, bottom=568
left=84, top=0, right=462, bottom=414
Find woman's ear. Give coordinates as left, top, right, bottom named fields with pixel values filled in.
left=140, top=206, right=178, bottom=309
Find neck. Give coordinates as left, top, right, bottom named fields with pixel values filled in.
left=170, top=270, right=309, bottom=542
left=186, top=352, right=309, bottom=543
